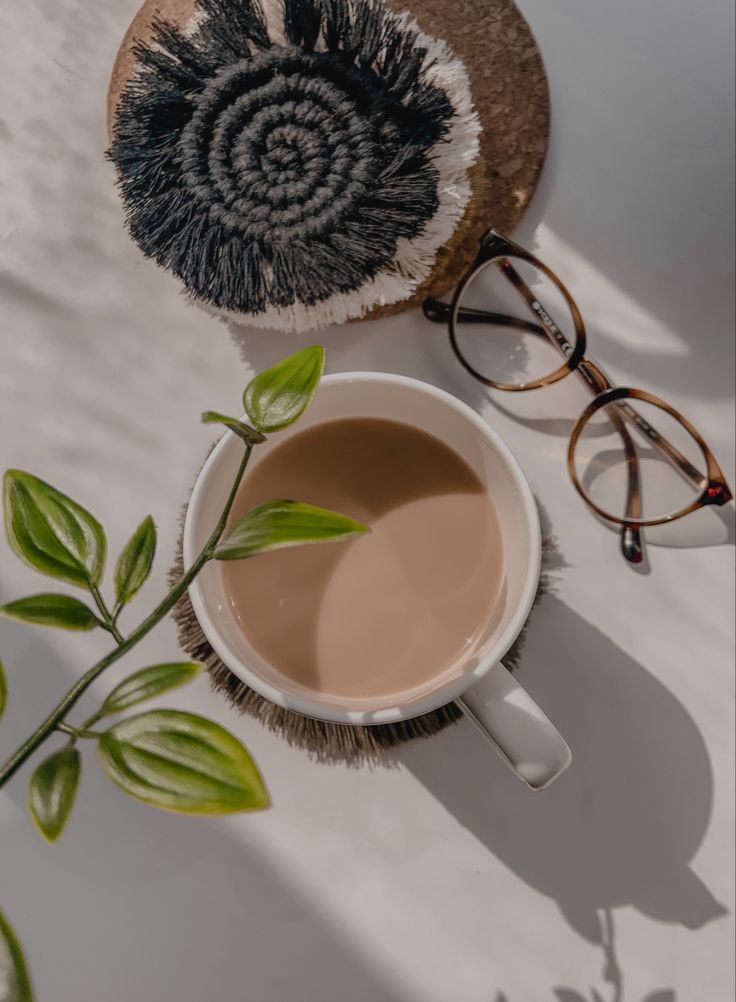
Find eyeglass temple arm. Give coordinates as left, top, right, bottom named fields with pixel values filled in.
left=497, top=260, right=654, bottom=563
left=423, top=298, right=546, bottom=337
left=580, top=359, right=644, bottom=562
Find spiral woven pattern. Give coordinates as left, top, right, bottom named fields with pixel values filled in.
left=109, top=0, right=480, bottom=331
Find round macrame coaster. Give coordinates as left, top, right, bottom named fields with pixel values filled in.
left=107, top=0, right=549, bottom=321
left=169, top=474, right=559, bottom=764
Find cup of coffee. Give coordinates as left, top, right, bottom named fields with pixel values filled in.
left=184, top=373, right=571, bottom=789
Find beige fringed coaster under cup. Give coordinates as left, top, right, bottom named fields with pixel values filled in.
left=169, top=474, right=559, bottom=764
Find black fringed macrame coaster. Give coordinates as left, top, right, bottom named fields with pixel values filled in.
left=107, top=0, right=481, bottom=330
left=170, top=471, right=559, bottom=764
left=109, top=0, right=550, bottom=327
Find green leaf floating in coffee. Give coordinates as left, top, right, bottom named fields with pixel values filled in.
left=201, top=412, right=266, bottom=446
left=98, top=662, right=202, bottom=718
left=214, top=500, right=368, bottom=561
left=28, top=747, right=81, bottom=843
left=97, top=710, right=269, bottom=814
left=0, top=594, right=100, bottom=632
left=3, top=471, right=106, bottom=588
left=0, top=659, right=7, bottom=721
left=0, top=909, right=35, bottom=1002
left=243, top=346, right=324, bottom=433
left=114, top=515, right=157, bottom=607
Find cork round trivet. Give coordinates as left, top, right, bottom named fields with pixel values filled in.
left=168, top=470, right=560, bottom=765
left=107, top=0, right=549, bottom=325
left=362, top=0, right=550, bottom=320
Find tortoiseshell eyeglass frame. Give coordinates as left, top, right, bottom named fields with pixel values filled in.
left=423, top=229, right=733, bottom=564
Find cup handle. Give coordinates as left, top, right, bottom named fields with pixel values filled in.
left=456, top=663, right=572, bottom=791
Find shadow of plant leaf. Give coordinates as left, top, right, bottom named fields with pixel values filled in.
left=554, top=990, right=590, bottom=1002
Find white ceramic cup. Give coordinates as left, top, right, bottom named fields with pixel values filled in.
left=184, top=372, right=572, bottom=790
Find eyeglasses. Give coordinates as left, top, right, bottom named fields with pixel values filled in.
left=423, top=229, right=733, bottom=564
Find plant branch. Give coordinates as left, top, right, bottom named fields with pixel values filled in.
left=77, top=708, right=105, bottom=731
left=0, top=446, right=252, bottom=788
left=89, top=584, right=125, bottom=645
left=55, top=722, right=100, bottom=740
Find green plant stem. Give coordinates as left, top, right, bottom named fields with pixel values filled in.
left=56, top=722, right=100, bottom=740
left=89, top=584, right=125, bottom=644
left=81, top=585, right=129, bottom=727
left=78, top=708, right=105, bottom=731
left=0, top=446, right=252, bottom=789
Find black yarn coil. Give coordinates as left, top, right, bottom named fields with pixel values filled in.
left=110, top=0, right=457, bottom=318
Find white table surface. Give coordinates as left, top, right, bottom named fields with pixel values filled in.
left=1, top=1, right=734, bottom=999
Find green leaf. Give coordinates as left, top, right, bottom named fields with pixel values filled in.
left=3, top=471, right=106, bottom=588
left=0, top=659, right=6, bottom=721
left=201, top=412, right=266, bottom=445
left=0, top=909, right=34, bottom=1002
left=114, top=515, right=156, bottom=607
left=97, top=710, right=269, bottom=815
left=214, top=499, right=369, bottom=561
left=99, top=662, right=202, bottom=718
left=27, top=747, right=81, bottom=843
left=243, top=346, right=324, bottom=433
left=0, top=594, right=100, bottom=631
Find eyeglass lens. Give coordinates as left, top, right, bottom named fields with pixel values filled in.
left=453, top=256, right=574, bottom=387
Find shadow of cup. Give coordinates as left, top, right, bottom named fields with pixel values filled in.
left=396, top=594, right=727, bottom=941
